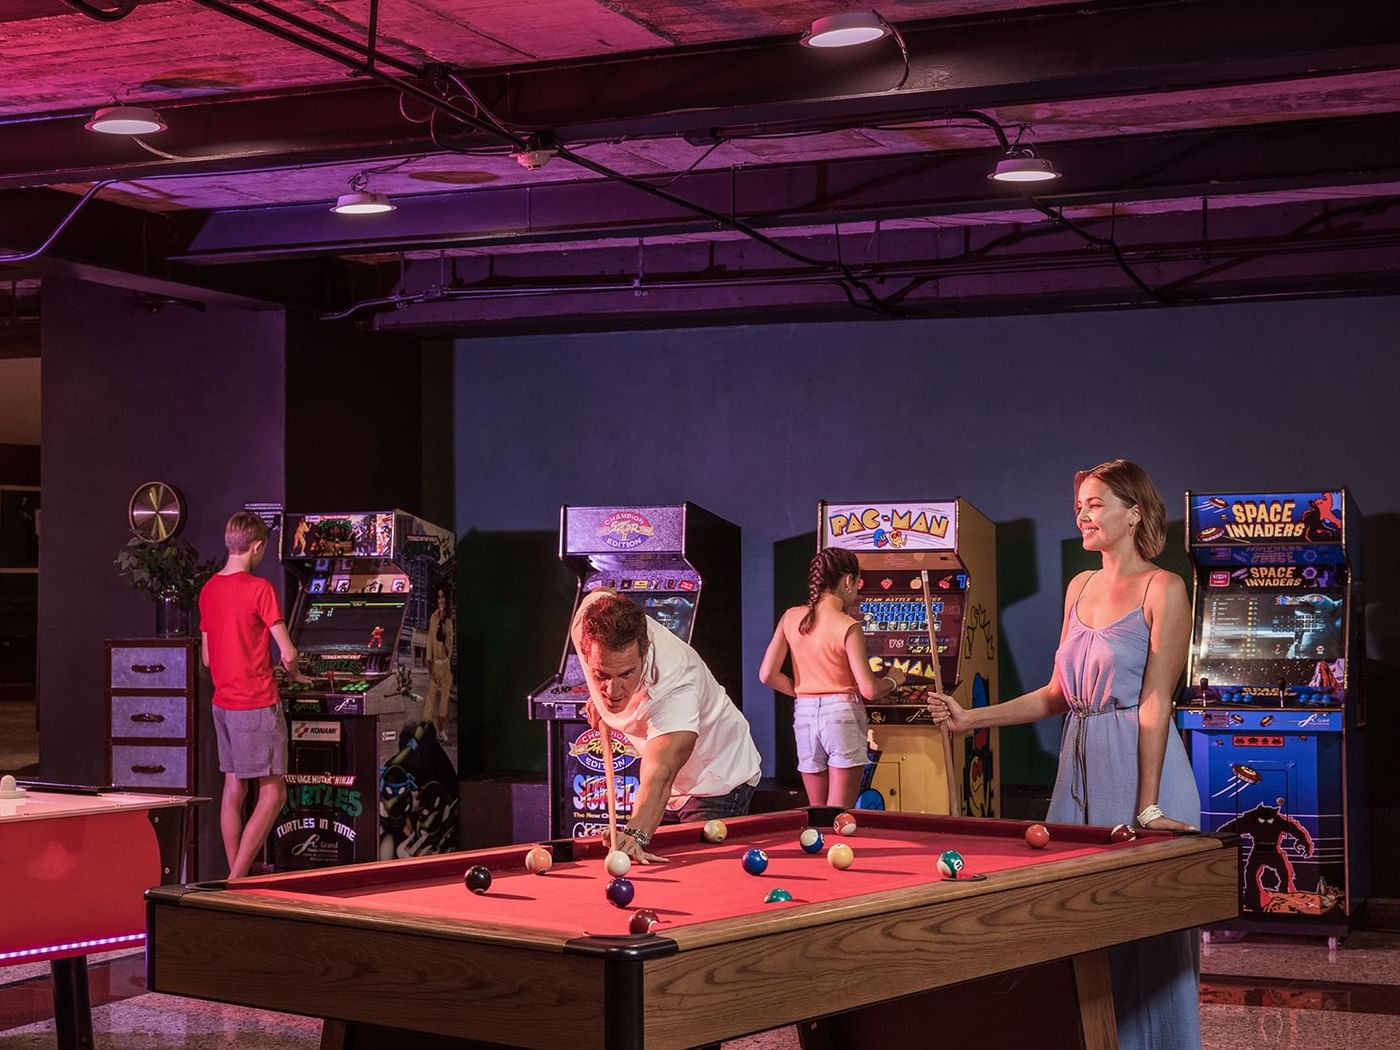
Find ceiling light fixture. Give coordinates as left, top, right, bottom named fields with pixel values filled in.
left=331, top=171, right=397, bottom=215
left=801, top=11, right=890, bottom=48
left=331, top=191, right=396, bottom=215
left=85, top=104, right=167, bottom=135
left=989, top=148, right=1062, bottom=183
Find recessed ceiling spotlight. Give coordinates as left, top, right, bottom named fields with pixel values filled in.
left=331, top=191, right=396, bottom=215
left=989, top=150, right=1061, bottom=183
left=85, top=105, right=167, bottom=135
left=801, top=12, right=890, bottom=48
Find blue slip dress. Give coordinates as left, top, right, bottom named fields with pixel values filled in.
left=1047, top=571, right=1203, bottom=1050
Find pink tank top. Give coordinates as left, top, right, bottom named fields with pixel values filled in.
left=781, top=605, right=860, bottom=695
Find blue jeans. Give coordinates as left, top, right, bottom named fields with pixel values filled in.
left=662, top=782, right=755, bottom=825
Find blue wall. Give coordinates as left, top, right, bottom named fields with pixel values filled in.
left=454, top=296, right=1400, bottom=778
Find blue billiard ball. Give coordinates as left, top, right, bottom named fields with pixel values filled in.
left=606, top=876, right=635, bottom=908
left=741, top=847, right=769, bottom=875
left=799, top=828, right=824, bottom=854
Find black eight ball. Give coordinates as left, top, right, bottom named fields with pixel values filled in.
left=464, top=865, right=493, bottom=894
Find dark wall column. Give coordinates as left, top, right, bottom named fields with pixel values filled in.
left=39, top=276, right=285, bottom=784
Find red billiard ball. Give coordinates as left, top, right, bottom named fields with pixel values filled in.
left=1109, top=823, right=1137, bottom=843
left=833, top=811, right=858, bottom=836
left=629, top=908, right=660, bottom=935
left=606, top=876, right=635, bottom=908
left=463, top=865, right=492, bottom=894
left=1025, top=823, right=1050, bottom=849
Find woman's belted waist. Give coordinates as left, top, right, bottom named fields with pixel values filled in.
left=1067, top=696, right=1137, bottom=812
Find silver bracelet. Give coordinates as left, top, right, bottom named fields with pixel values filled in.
left=1136, top=804, right=1165, bottom=827
left=881, top=675, right=897, bottom=696
left=621, top=825, right=651, bottom=848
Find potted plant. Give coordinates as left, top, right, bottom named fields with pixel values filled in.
left=115, top=536, right=221, bottom=637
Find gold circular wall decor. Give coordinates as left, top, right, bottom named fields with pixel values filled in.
left=128, top=481, right=186, bottom=542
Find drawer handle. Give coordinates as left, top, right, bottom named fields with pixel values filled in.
left=129, top=764, right=167, bottom=775
left=131, top=663, right=167, bottom=675
left=130, top=713, right=167, bottom=724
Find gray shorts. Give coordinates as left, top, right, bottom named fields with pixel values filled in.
left=794, top=693, right=869, bottom=772
left=213, top=704, right=288, bottom=779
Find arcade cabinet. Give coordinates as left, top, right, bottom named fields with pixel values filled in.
left=1176, top=489, right=1367, bottom=945
left=818, top=499, right=999, bottom=817
left=272, top=509, right=458, bottom=869
left=529, top=503, right=741, bottom=839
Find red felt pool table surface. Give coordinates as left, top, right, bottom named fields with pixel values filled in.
left=232, top=810, right=1151, bottom=939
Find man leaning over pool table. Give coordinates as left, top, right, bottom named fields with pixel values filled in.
left=572, top=590, right=762, bottom=863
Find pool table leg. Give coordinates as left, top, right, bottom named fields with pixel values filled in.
left=1071, top=950, right=1118, bottom=1050
left=50, top=956, right=93, bottom=1050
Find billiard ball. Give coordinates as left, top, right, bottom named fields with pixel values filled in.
left=764, top=888, right=794, bottom=903
left=936, top=850, right=964, bottom=879
left=833, top=811, right=858, bottom=836
left=1110, top=823, right=1136, bottom=843
left=524, top=846, right=553, bottom=874
left=702, top=819, right=728, bottom=843
left=1025, top=823, right=1050, bottom=849
left=605, top=849, right=632, bottom=877
left=463, top=865, right=492, bottom=894
left=606, top=877, right=635, bottom=908
left=799, top=827, right=825, bottom=854
left=827, top=842, right=854, bottom=870
left=629, top=908, right=660, bottom=935
left=741, top=847, right=769, bottom=875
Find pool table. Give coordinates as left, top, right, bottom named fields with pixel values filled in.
left=147, top=808, right=1238, bottom=1050
left=1, top=783, right=190, bottom=1050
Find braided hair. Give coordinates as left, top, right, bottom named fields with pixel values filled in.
left=799, top=548, right=859, bottom=635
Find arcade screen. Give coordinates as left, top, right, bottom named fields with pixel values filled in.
left=637, top=593, right=697, bottom=640
left=295, top=595, right=406, bottom=650
left=856, top=574, right=965, bottom=689
left=1195, top=587, right=1345, bottom=686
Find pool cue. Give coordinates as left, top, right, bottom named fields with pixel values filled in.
left=598, top=714, right=620, bottom=853
left=920, top=570, right=962, bottom=817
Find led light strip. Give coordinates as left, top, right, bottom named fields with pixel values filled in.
left=0, top=933, right=144, bottom=963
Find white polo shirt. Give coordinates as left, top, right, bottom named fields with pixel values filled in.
left=596, top=616, right=762, bottom=807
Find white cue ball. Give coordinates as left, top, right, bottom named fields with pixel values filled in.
left=605, top=849, right=632, bottom=877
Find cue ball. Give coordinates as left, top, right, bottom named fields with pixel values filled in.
left=463, top=865, right=493, bottom=894
left=936, top=850, right=965, bottom=879
left=702, top=819, right=728, bottom=843
left=833, top=811, right=858, bottom=836
left=629, top=908, right=660, bottom=935
left=606, top=876, right=635, bottom=908
left=741, top=848, right=769, bottom=875
left=524, top=846, right=553, bottom=874
left=605, top=850, right=632, bottom=877
left=799, top=827, right=825, bottom=854
left=1025, top=823, right=1050, bottom=849
left=1110, top=823, right=1137, bottom=843
left=827, top=842, right=854, bottom=870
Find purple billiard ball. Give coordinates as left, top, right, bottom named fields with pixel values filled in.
left=463, top=865, right=492, bottom=894
left=606, top=876, right=636, bottom=908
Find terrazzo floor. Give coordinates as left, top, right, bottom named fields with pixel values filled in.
left=4, top=932, right=1400, bottom=1049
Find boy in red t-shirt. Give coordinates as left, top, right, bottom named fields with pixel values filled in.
left=199, top=512, right=311, bottom=878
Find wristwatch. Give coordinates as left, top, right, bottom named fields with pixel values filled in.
left=621, top=825, right=652, bottom=848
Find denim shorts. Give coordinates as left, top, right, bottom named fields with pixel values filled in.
left=213, top=703, right=288, bottom=779
left=793, top=693, right=869, bottom=773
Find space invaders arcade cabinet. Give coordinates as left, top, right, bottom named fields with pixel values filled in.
left=1176, top=489, right=1367, bottom=945
left=272, top=510, right=458, bottom=869
left=529, top=504, right=741, bottom=839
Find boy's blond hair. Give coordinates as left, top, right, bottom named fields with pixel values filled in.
left=225, top=512, right=269, bottom=555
